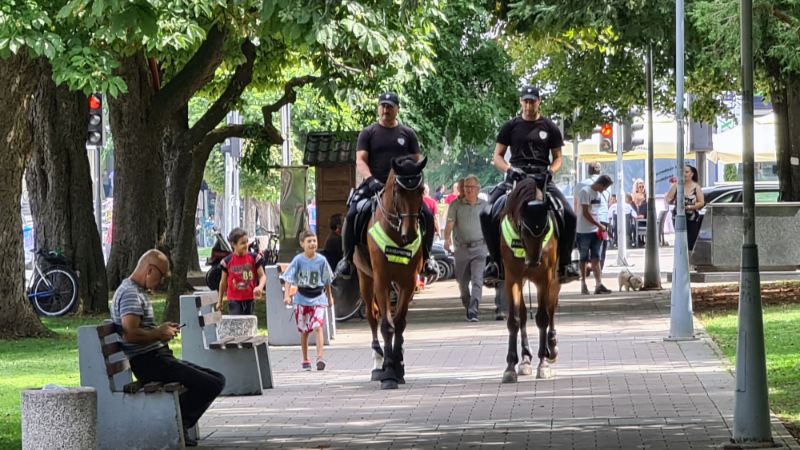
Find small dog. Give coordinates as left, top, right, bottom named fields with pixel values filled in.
left=618, top=268, right=643, bottom=291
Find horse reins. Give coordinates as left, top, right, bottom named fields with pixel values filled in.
left=375, top=173, right=424, bottom=233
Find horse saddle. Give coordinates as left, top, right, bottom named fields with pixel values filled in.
left=491, top=178, right=564, bottom=240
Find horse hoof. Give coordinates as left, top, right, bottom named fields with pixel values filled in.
left=381, top=379, right=398, bottom=390
left=371, top=369, right=383, bottom=381
left=502, top=370, right=518, bottom=383
left=397, top=377, right=406, bottom=384
left=547, top=346, right=559, bottom=363
left=518, top=363, right=533, bottom=376
left=536, top=366, right=553, bottom=379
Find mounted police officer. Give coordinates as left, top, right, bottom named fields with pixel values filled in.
left=334, top=92, right=438, bottom=279
left=480, top=85, right=580, bottom=285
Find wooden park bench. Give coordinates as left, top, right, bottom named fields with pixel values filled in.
left=179, top=292, right=273, bottom=395
left=78, top=323, right=191, bottom=449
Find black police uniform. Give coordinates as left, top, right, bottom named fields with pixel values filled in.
left=335, top=117, right=436, bottom=278
left=480, top=115, right=578, bottom=282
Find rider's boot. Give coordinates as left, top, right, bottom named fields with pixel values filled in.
left=553, top=201, right=580, bottom=284
left=334, top=215, right=356, bottom=279
left=421, top=210, right=438, bottom=277
left=481, top=182, right=508, bottom=287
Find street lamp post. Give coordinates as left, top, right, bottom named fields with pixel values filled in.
left=732, top=0, right=773, bottom=442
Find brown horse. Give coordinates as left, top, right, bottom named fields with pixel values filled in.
left=353, top=155, right=427, bottom=390
left=499, top=176, right=561, bottom=382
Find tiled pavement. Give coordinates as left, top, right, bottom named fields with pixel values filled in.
left=198, top=278, right=799, bottom=449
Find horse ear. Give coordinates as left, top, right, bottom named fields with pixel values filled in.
left=418, top=156, right=428, bottom=170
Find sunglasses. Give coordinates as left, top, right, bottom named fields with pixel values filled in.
left=149, top=264, right=169, bottom=285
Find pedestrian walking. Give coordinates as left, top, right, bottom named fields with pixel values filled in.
left=576, top=162, right=610, bottom=269
left=443, top=175, right=488, bottom=322
left=217, top=227, right=267, bottom=315
left=576, top=175, right=614, bottom=295
left=282, top=231, right=334, bottom=371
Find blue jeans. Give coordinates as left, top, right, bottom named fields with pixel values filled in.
left=576, top=232, right=602, bottom=262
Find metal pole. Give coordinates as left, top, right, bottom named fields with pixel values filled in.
left=615, top=122, right=629, bottom=266
left=732, top=0, right=772, bottom=440
left=667, top=0, right=695, bottom=340
left=643, top=45, right=661, bottom=289
left=281, top=104, right=292, bottom=166
left=92, top=146, right=102, bottom=236
left=572, top=108, right=580, bottom=198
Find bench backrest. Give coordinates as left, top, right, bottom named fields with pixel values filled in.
left=187, top=293, right=223, bottom=347
left=79, top=322, right=134, bottom=393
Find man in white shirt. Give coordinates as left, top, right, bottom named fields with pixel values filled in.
left=576, top=175, right=614, bottom=295
left=576, top=163, right=610, bottom=269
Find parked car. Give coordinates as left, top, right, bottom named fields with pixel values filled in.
left=697, top=182, right=780, bottom=226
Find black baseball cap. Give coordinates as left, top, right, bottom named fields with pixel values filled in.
left=378, top=92, right=400, bottom=107
left=519, top=85, right=540, bottom=100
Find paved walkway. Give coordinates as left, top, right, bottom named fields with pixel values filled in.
left=198, top=274, right=798, bottom=449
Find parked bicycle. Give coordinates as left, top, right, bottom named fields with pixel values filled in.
left=27, top=248, right=79, bottom=317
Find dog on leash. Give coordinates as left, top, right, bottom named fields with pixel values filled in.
left=618, top=268, right=643, bottom=291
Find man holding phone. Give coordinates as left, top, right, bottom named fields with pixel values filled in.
left=111, top=249, right=225, bottom=446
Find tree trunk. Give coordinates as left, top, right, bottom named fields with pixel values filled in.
left=164, top=146, right=215, bottom=321
left=783, top=74, right=800, bottom=201
left=106, top=54, right=167, bottom=287
left=0, top=53, right=50, bottom=338
left=25, top=62, right=109, bottom=314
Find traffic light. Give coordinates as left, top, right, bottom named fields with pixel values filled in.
left=622, top=122, right=645, bottom=152
left=87, top=93, right=104, bottom=147
left=598, top=123, right=613, bottom=153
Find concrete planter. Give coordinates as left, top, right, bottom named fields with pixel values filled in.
left=22, top=386, right=97, bottom=450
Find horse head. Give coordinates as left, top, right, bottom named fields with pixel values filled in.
left=382, top=155, right=427, bottom=246
left=507, top=176, right=554, bottom=268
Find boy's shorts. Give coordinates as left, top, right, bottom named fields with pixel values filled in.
left=228, top=299, right=255, bottom=315
left=294, top=305, right=326, bottom=334
left=576, top=232, right=602, bottom=262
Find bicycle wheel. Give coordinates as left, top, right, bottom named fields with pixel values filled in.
left=31, top=266, right=78, bottom=317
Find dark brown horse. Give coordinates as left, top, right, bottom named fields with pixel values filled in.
left=499, top=176, right=561, bottom=382
left=353, top=155, right=427, bottom=390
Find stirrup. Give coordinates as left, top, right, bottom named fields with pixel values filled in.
left=483, top=262, right=503, bottom=287
left=558, top=264, right=580, bottom=284
left=334, top=259, right=354, bottom=280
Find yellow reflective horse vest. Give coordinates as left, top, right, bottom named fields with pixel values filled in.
left=368, top=222, right=422, bottom=265
left=501, top=216, right=554, bottom=259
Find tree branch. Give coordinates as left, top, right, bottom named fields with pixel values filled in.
left=261, top=75, right=320, bottom=125
left=151, top=24, right=229, bottom=122
left=186, top=39, right=257, bottom=146
left=197, top=123, right=282, bottom=153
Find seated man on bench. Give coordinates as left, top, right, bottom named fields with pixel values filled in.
left=111, top=249, right=225, bottom=447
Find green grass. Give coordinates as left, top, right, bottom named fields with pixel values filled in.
left=197, top=247, right=212, bottom=263
left=699, top=304, right=800, bottom=437
left=0, top=294, right=270, bottom=449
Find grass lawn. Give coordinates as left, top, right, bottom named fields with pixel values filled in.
left=0, top=295, right=266, bottom=450
left=699, top=304, right=800, bottom=437
left=198, top=247, right=211, bottom=262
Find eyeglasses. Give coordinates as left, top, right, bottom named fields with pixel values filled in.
left=149, top=264, right=168, bottom=285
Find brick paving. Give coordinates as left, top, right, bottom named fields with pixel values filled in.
left=198, top=275, right=799, bottom=449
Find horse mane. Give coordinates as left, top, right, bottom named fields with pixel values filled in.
left=505, top=178, right=542, bottom=224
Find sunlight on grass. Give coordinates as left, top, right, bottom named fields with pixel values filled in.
left=700, top=304, right=800, bottom=437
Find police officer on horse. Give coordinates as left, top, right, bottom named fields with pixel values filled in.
left=335, top=92, right=438, bottom=279
left=480, top=85, right=581, bottom=285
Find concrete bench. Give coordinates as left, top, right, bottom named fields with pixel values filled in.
left=78, top=323, right=189, bottom=449
left=180, top=293, right=273, bottom=395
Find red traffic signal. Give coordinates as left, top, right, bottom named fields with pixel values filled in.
left=600, top=123, right=613, bottom=138
left=87, top=93, right=104, bottom=146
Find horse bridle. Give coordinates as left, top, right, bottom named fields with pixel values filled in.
left=375, top=173, right=424, bottom=233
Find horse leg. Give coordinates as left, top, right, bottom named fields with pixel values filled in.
left=360, top=275, right=383, bottom=381
left=393, top=289, right=412, bottom=385
left=376, top=282, right=398, bottom=390
left=503, top=279, right=522, bottom=383
left=517, top=285, right=533, bottom=376
left=535, top=286, right=553, bottom=379
left=546, top=287, right=560, bottom=363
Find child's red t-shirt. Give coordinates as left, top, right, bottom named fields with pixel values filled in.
left=220, top=252, right=264, bottom=301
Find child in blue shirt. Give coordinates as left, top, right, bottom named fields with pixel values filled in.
left=282, top=230, right=334, bottom=371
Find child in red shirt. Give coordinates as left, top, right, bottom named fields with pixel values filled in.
left=217, top=228, right=266, bottom=315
